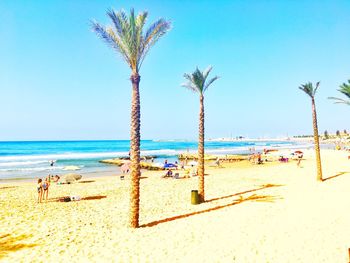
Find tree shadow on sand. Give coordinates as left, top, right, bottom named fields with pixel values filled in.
left=205, top=184, right=283, bottom=203
left=0, top=234, right=38, bottom=259
left=141, top=184, right=283, bottom=228
left=322, top=171, right=349, bottom=182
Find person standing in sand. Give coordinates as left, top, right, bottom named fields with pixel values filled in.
left=37, top=178, right=43, bottom=203
left=297, top=153, right=303, bottom=167
left=42, top=177, right=50, bottom=201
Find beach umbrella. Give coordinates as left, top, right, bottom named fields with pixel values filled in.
left=164, top=163, right=177, bottom=169
left=64, top=173, right=82, bottom=183
left=294, top=151, right=303, bottom=154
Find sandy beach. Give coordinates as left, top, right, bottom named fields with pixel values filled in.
left=1, top=148, right=350, bottom=262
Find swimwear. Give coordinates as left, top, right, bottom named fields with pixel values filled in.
left=42, top=183, right=48, bottom=190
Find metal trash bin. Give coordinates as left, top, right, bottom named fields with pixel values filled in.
left=191, top=190, right=199, bottom=205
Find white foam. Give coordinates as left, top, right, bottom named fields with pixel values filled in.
left=0, top=160, right=48, bottom=167
left=0, top=166, right=65, bottom=172
left=0, top=152, right=126, bottom=162
left=0, top=149, right=180, bottom=162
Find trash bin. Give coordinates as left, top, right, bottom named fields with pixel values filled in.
left=191, top=190, right=199, bottom=205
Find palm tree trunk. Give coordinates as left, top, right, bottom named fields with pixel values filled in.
left=198, top=94, right=205, bottom=202
left=311, top=98, right=323, bottom=181
left=129, top=73, right=141, bottom=228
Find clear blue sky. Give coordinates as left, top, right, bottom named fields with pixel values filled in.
left=1, top=0, right=350, bottom=141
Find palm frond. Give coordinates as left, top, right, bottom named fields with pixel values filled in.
left=328, top=97, right=350, bottom=105
left=183, top=73, right=193, bottom=82
left=181, top=83, right=199, bottom=93
left=138, top=18, right=171, bottom=69
left=192, top=68, right=205, bottom=93
left=299, top=82, right=319, bottom=98
left=92, top=8, right=170, bottom=73
left=91, top=21, right=131, bottom=65
left=314, top=81, right=320, bottom=94
left=106, top=9, right=124, bottom=35
left=204, top=76, right=220, bottom=92
left=202, top=66, right=213, bottom=84
left=182, top=66, right=219, bottom=95
left=338, top=80, right=350, bottom=99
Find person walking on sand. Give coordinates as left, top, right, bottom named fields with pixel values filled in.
left=37, top=178, right=43, bottom=203
left=297, top=153, right=303, bottom=167
left=42, top=177, right=50, bottom=201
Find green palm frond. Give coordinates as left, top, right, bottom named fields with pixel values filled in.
left=327, top=97, right=350, bottom=105
left=204, top=76, right=220, bottom=92
left=182, top=66, right=219, bottom=95
left=328, top=79, right=350, bottom=105
left=202, top=66, right=213, bottom=82
left=91, top=8, right=171, bottom=73
left=138, top=18, right=171, bottom=69
left=339, top=80, right=350, bottom=99
left=91, top=21, right=132, bottom=66
left=299, top=82, right=320, bottom=98
left=181, top=83, right=198, bottom=93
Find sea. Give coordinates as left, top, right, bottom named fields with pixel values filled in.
left=0, top=140, right=307, bottom=181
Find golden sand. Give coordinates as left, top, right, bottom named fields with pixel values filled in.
left=1, top=149, right=350, bottom=262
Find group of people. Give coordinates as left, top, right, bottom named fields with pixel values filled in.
left=37, top=176, right=50, bottom=203
left=249, top=152, right=263, bottom=164
left=162, top=165, right=197, bottom=179
left=36, top=175, right=60, bottom=203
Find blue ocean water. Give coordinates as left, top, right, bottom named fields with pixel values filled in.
left=0, top=140, right=302, bottom=180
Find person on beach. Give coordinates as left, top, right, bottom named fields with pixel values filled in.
left=190, top=165, right=197, bottom=177
left=42, top=177, right=50, bottom=201
left=162, top=169, right=172, bottom=178
left=37, top=178, right=43, bottom=203
left=166, top=169, right=173, bottom=177
left=53, top=175, right=60, bottom=183
left=256, top=153, right=263, bottom=164
left=181, top=161, right=185, bottom=169
left=297, top=153, right=303, bottom=167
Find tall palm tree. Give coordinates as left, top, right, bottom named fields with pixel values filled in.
left=299, top=82, right=323, bottom=181
left=91, top=9, right=171, bottom=228
left=328, top=80, right=350, bottom=105
left=182, top=66, right=219, bottom=202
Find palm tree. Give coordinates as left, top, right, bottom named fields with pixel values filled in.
left=299, top=82, right=323, bottom=181
left=182, top=66, right=219, bottom=202
left=91, top=9, right=171, bottom=228
left=328, top=80, right=350, bottom=105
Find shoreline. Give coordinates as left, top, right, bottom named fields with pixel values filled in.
left=0, top=141, right=339, bottom=183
